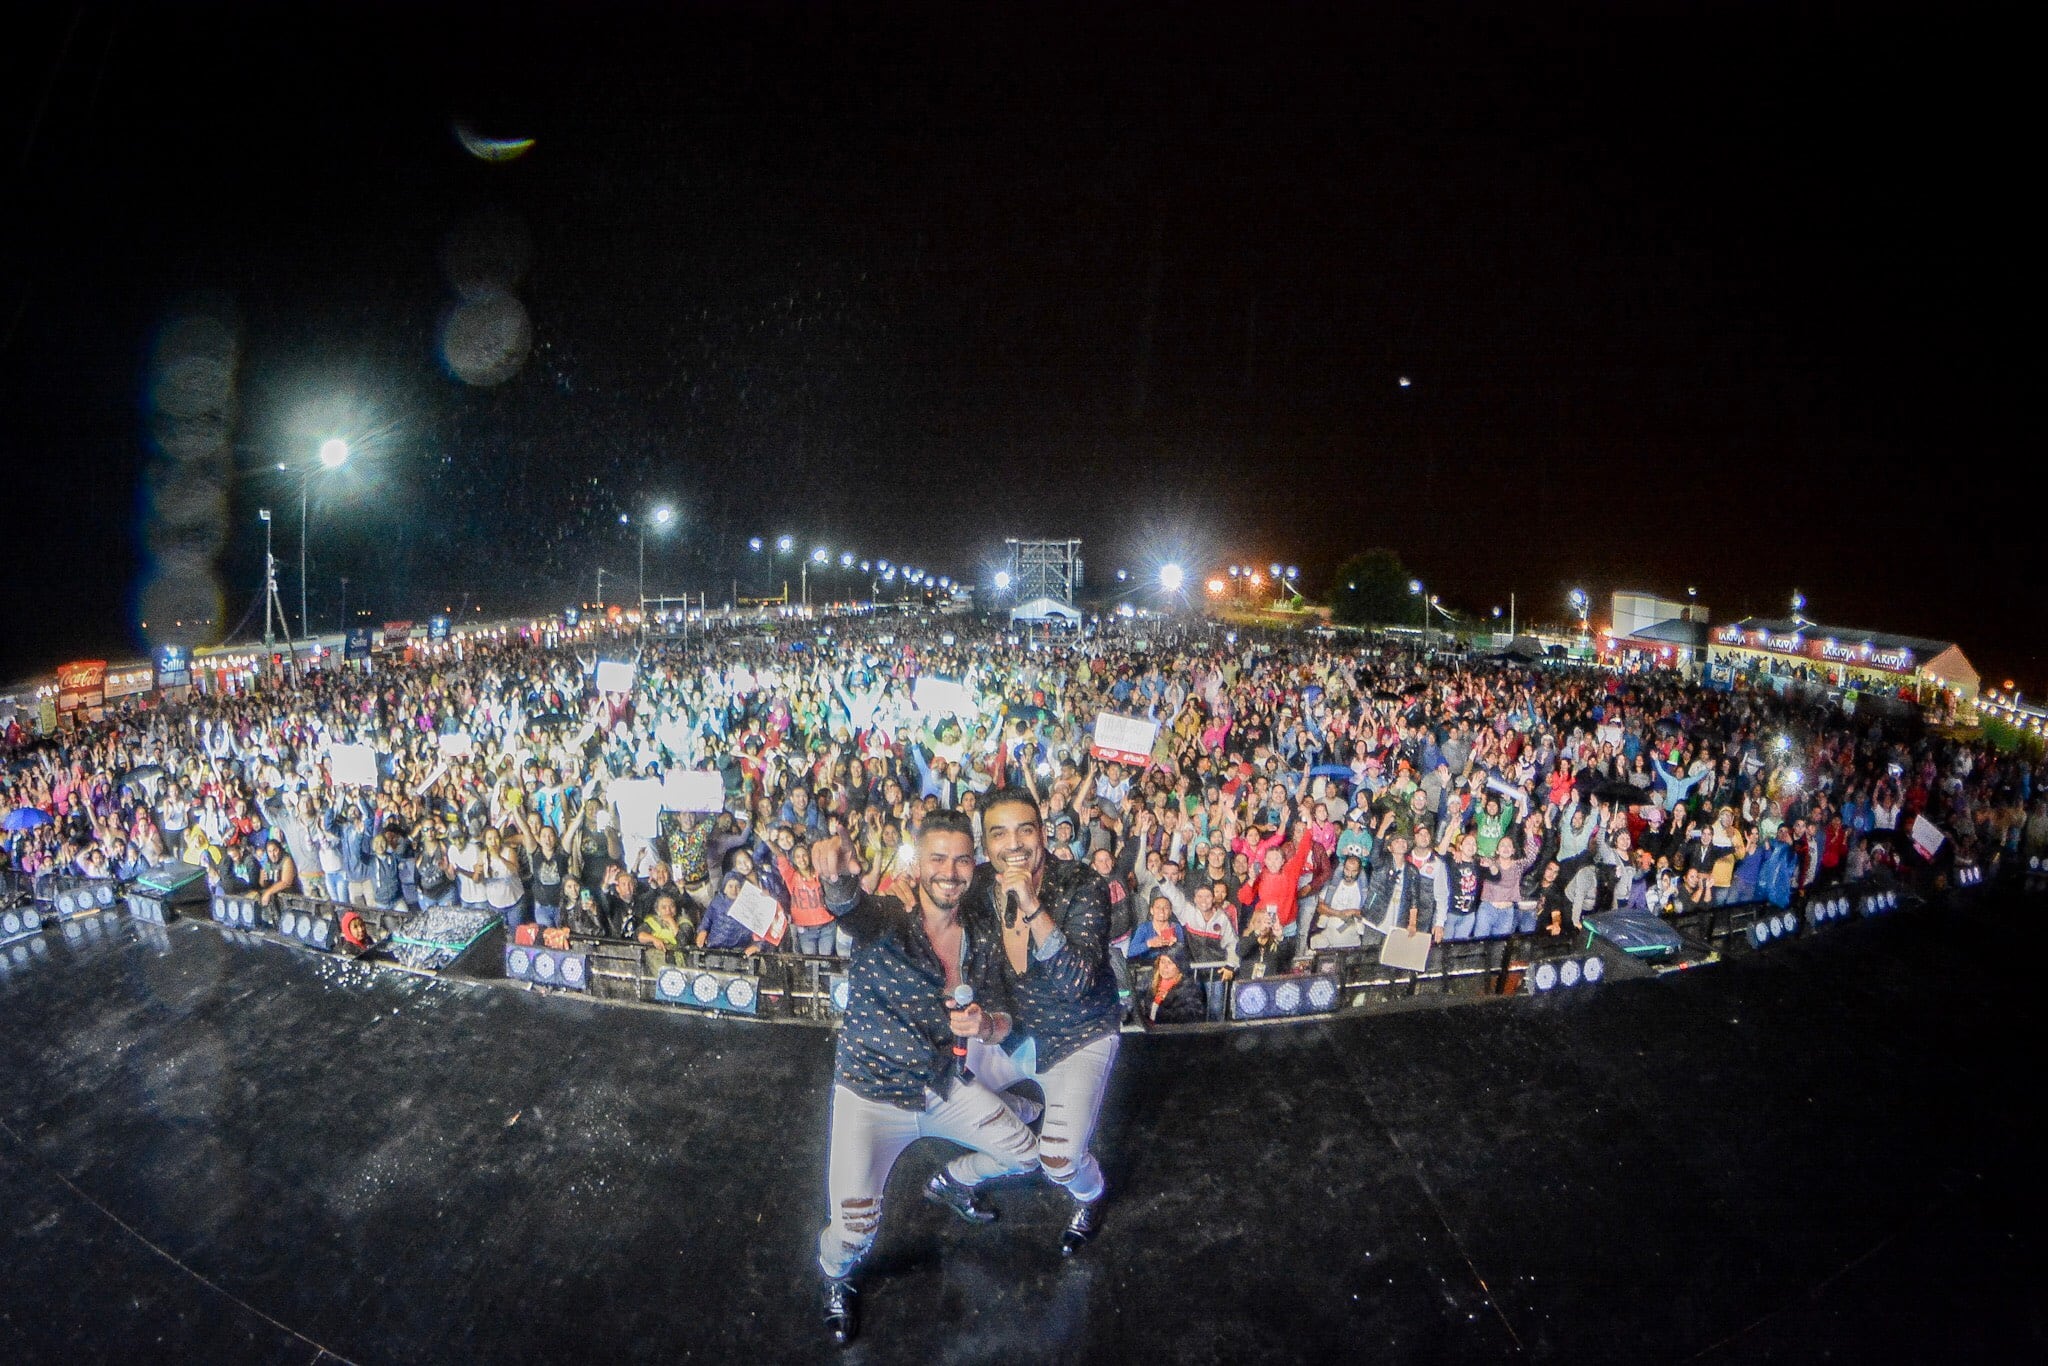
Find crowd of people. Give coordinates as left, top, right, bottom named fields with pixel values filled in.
left=6, top=612, right=2046, bottom=1022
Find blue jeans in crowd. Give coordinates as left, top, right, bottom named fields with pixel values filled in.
left=1477, top=904, right=1519, bottom=938
left=532, top=900, right=562, bottom=929
left=794, top=922, right=840, bottom=957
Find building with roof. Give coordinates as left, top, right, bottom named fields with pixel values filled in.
left=1601, top=590, right=1712, bottom=674
left=1705, top=616, right=1978, bottom=704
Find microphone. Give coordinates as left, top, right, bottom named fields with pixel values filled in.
left=949, top=983, right=976, bottom=1083
left=1004, top=888, right=1020, bottom=929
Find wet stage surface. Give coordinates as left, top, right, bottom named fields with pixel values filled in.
left=1, top=893, right=2041, bottom=1364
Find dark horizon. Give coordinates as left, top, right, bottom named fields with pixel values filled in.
left=4, top=2, right=2036, bottom=688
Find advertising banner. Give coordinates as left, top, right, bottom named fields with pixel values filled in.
left=102, top=663, right=156, bottom=700
left=56, top=660, right=107, bottom=718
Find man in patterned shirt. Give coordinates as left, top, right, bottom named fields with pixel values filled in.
left=968, top=786, right=1123, bottom=1255
left=808, top=813, right=1037, bottom=1344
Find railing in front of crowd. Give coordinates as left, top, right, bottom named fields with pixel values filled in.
left=6, top=851, right=2027, bottom=1027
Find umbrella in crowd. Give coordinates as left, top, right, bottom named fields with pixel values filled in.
left=4, top=808, right=53, bottom=833
left=1590, top=780, right=1648, bottom=807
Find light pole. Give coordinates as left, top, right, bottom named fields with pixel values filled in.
left=299, top=438, right=349, bottom=645
left=1569, top=588, right=1590, bottom=642
left=1410, top=578, right=1425, bottom=638
left=260, top=508, right=274, bottom=651
left=805, top=546, right=827, bottom=607
left=635, top=504, right=674, bottom=617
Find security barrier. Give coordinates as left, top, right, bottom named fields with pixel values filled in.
left=20, top=865, right=2037, bottom=1034
left=1306, top=929, right=1642, bottom=1012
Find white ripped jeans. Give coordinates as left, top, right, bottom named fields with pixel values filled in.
left=967, top=1032, right=1119, bottom=1205
left=816, top=1079, right=1039, bottom=1279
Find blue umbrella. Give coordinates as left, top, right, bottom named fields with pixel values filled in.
left=1308, top=764, right=1355, bottom=780
left=3, top=807, right=53, bottom=833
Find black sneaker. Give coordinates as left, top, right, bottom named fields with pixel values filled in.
left=1060, top=1194, right=1102, bottom=1255
left=922, top=1170, right=997, bottom=1223
left=822, top=1277, right=859, bottom=1345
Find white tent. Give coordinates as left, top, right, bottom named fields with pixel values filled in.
left=1009, top=596, right=1081, bottom=627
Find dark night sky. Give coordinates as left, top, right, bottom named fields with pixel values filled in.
left=3, top=2, right=2037, bottom=687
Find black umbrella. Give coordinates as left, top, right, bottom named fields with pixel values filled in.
left=529, top=711, right=576, bottom=730
left=1590, top=779, right=1647, bottom=807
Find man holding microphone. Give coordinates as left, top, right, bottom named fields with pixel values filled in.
left=809, top=813, right=1038, bottom=1345
left=969, top=786, right=1123, bottom=1256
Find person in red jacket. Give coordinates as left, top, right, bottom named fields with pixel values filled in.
left=1237, top=811, right=1317, bottom=937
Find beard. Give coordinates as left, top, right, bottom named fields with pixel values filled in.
left=919, top=875, right=969, bottom=911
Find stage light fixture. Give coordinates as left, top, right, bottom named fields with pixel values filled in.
left=1532, top=961, right=1559, bottom=992
left=1558, top=958, right=1582, bottom=988
left=1, top=906, right=44, bottom=944
left=653, top=965, right=758, bottom=1013
left=1581, top=955, right=1605, bottom=984
left=1230, top=971, right=1337, bottom=1021
left=505, top=943, right=591, bottom=991
left=275, top=903, right=340, bottom=952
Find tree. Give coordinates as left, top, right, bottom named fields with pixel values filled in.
left=1328, top=548, right=1417, bottom=627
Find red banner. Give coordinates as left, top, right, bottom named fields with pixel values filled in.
left=56, top=660, right=108, bottom=716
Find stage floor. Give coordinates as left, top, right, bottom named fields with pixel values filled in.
left=2, top=892, right=2041, bottom=1364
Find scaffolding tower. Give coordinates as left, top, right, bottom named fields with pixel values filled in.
left=1005, top=538, right=1083, bottom=605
